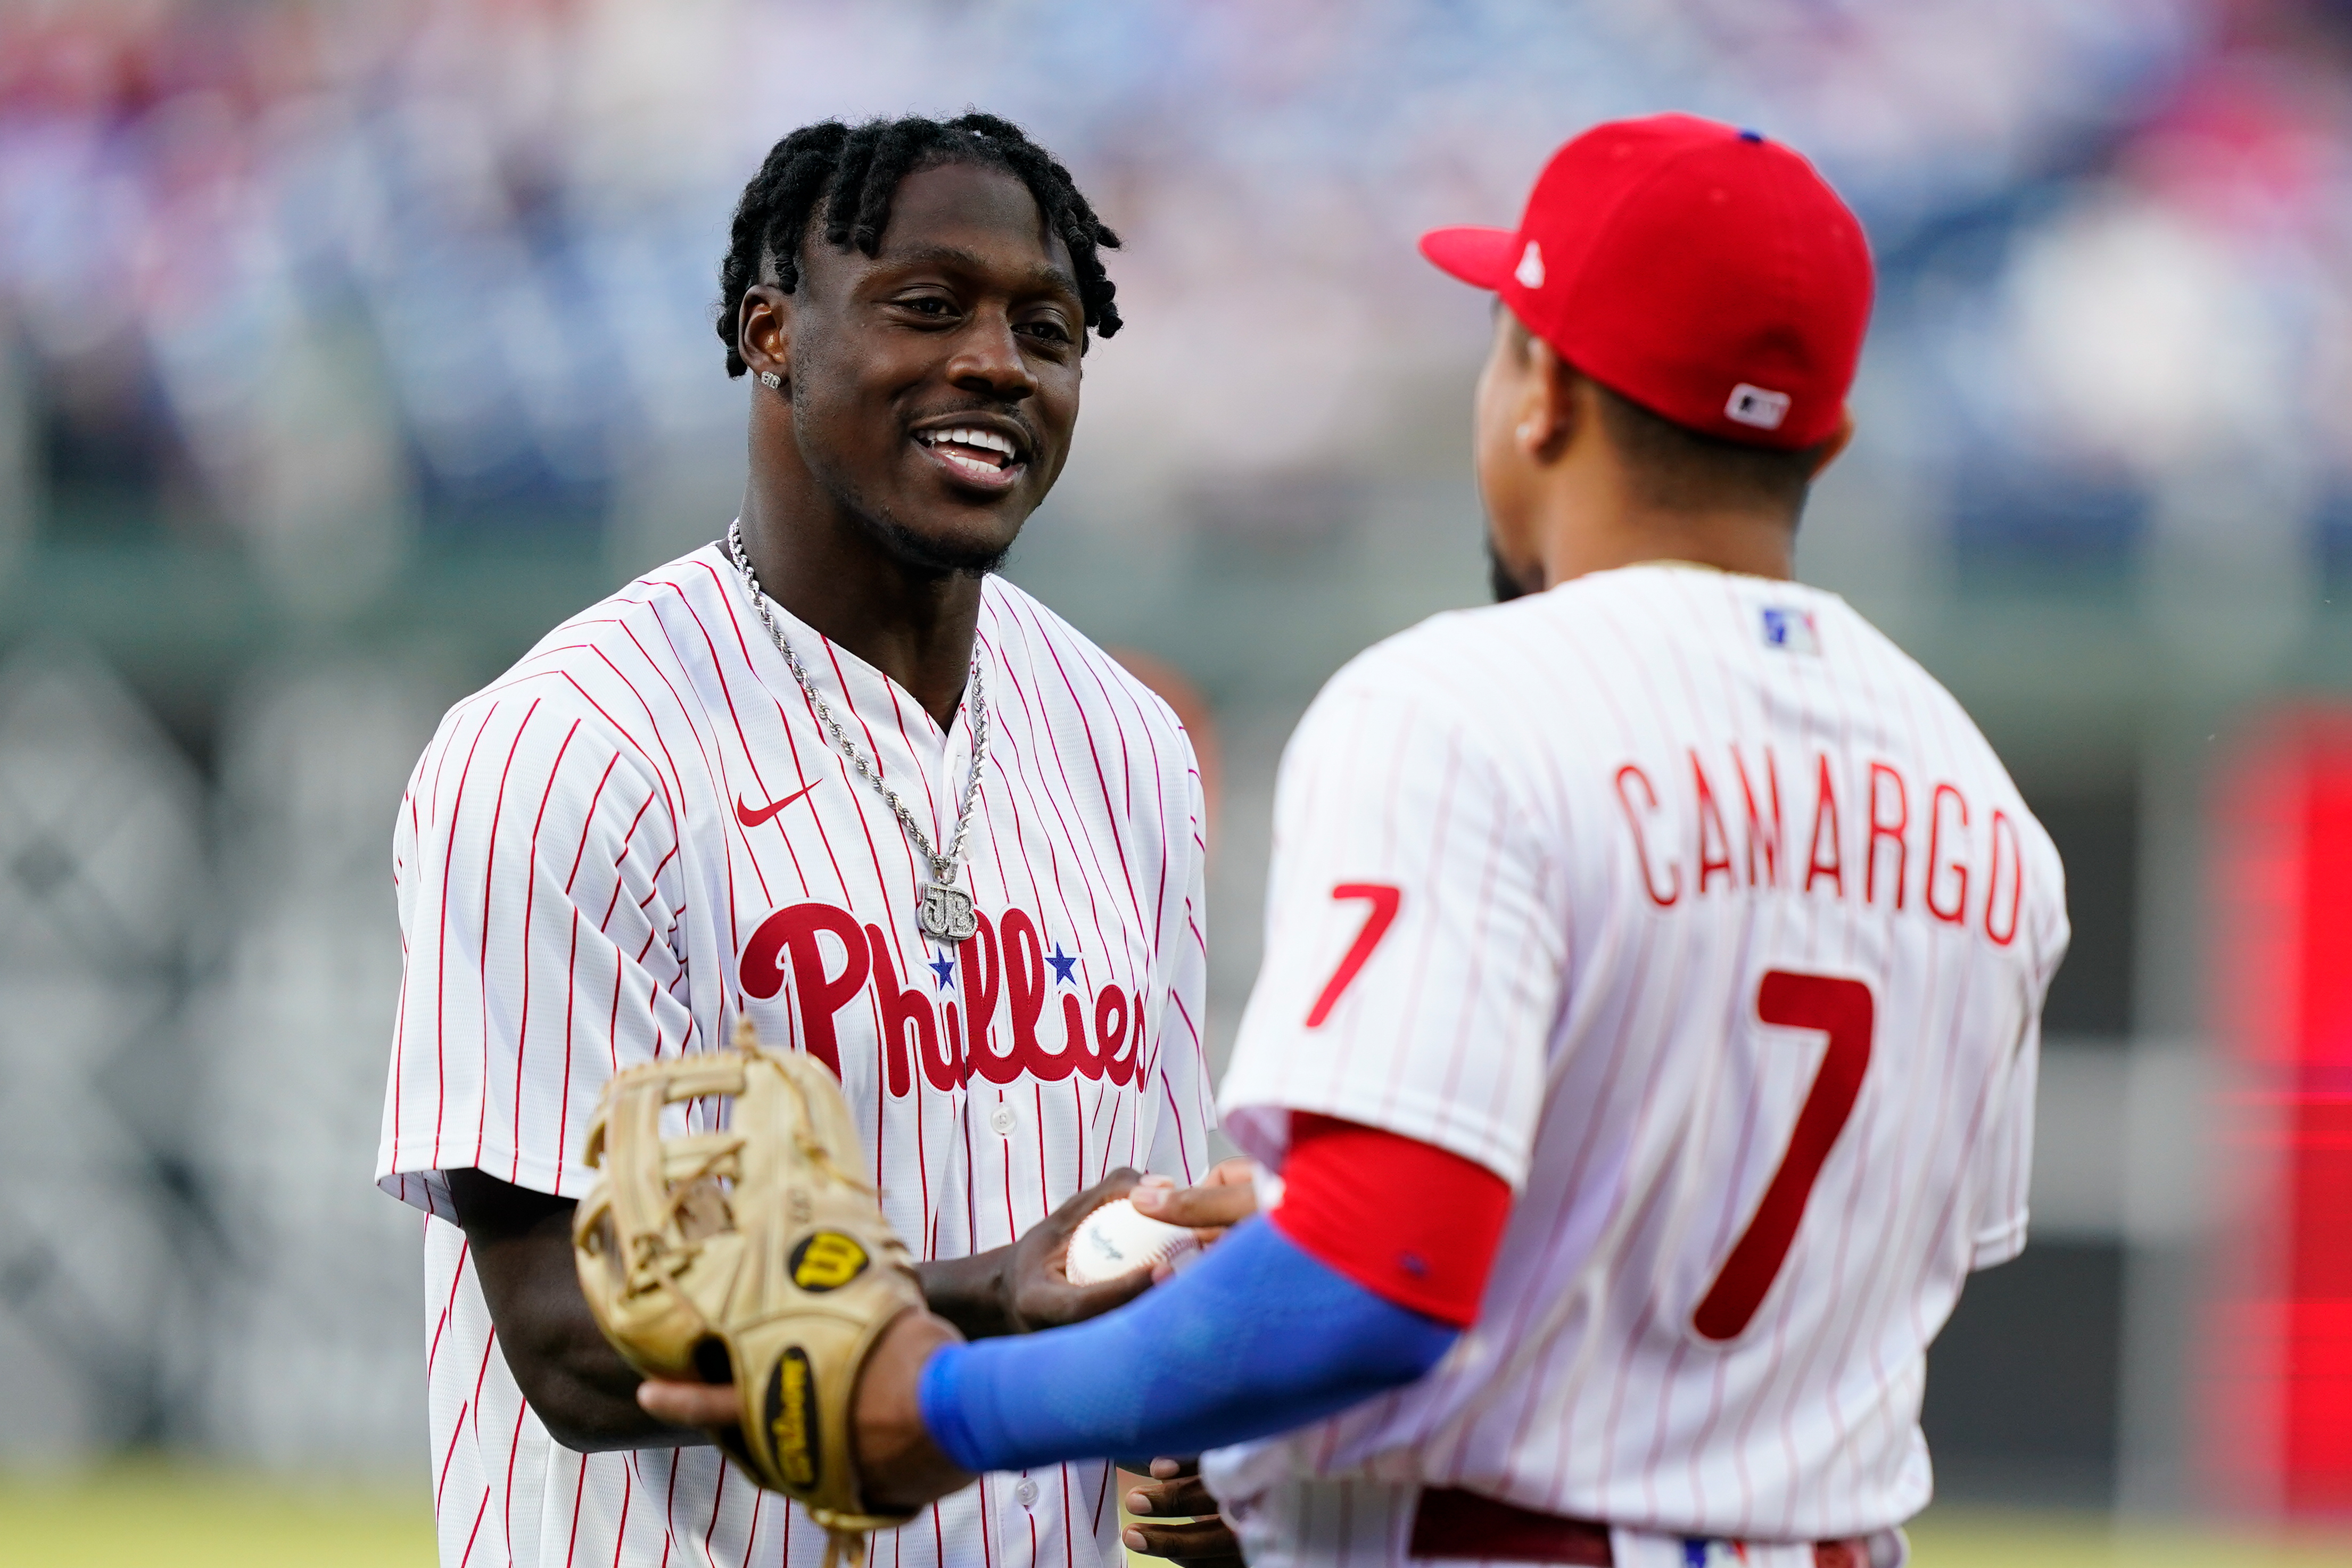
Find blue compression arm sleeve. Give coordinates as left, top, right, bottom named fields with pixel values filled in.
left=918, top=1216, right=1458, bottom=1473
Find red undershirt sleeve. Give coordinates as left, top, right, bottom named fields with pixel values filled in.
left=1266, top=1112, right=1514, bottom=1328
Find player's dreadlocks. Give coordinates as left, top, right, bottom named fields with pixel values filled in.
left=716, top=112, right=1123, bottom=377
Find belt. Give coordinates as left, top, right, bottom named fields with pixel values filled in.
left=1406, top=1489, right=1872, bottom=1568
left=1407, top=1488, right=1614, bottom=1565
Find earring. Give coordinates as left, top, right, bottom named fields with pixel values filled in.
left=1517, top=422, right=1537, bottom=444
left=758, top=370, right=782, bottom=390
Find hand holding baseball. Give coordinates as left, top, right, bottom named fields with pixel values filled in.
left=1127, top=1157, right=1259, bottom=1279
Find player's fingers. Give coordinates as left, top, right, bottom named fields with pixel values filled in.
left=1041, top=1166, right=1144, bottom=1240
left=1147, top=1456, right=1197, bottom=1480
left=1201, top=1156, right=1256, bottom=1187
left=1129, top=1180, right=1256, bottom=1231
left=637, top=1377, right=739, bottom=1430
left=1120, top=1516, right=1243, bottom=1565
left=1049, top=1265, right=1156, bottom=1318
left=1125, top=1473, right=1218, bottom=1517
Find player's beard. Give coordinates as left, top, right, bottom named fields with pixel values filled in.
left=824, top=466, right=1013, bottom=577
left=852, top=501, right=1012, bottom=579
left=1488, top=538, right=1540, bottom=603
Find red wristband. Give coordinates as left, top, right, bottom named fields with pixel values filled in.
left=1267, top=1113, right=1512, bottom=1327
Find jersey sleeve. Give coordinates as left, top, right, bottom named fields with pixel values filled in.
left=376, top=688, right=692, bottom=1220
left=1140, top=756, right=1215, bottom=1184
left=1970, top=853, right=2068, bottom=1271
left=1269, top=1114, right=1513, bottom=1326
left=1968, top=1008, right=2039, bottom=1270
left=1218, top=675, right=1565, bottom=1188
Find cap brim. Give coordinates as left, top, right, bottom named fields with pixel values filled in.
left=1418, top=226, right=1520, bottom=289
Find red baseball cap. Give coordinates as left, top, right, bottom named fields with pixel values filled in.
left=1421, top=114, right=1872, bottom=451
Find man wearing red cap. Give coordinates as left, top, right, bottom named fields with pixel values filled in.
left=648, top=114, right=2068, bottom=1568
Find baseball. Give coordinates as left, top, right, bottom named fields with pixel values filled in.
left=1064, top=1198, right=1199, bottom=1286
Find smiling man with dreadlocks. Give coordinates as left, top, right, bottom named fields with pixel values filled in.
left=376, top=113, right=1217, bottom=1568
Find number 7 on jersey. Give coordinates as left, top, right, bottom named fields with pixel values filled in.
left=1305, top=884, right=1402, bottom=1028
left=1693, top=969, right=1876, bottom=1342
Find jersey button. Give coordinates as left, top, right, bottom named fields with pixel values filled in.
left=988, top=1103, right=1017, bottom=1136
left=1013, top=1478, right=1039, bottom=1507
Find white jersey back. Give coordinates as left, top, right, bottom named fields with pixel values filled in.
left=377, top=544, right=1212, bottom=1568
left=1210, top=563, right=2064, bottom=1548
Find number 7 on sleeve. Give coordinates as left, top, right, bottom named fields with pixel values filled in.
left=1304, top=884, right=1402, bottom=1029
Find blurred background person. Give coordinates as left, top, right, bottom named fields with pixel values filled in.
left=2, top=0, right=2351, bottom=1562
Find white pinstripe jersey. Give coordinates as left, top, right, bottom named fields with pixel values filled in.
left=376, top=543, right=1212, bottom=1568
left=1207, top=563, right=2065, bottom=1555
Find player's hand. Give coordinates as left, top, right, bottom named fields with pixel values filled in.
left=849, top=1309, right=973, bottom=1512
left=636, top=1374, right=738, bottom=1430
left=1123, top=1458, right=1243, bottom=1567
left=637, top=1311, right=974, bottom=1514
left=1129, top=1158, right=1258, bottom=1278
left=1001, top=1167, right=1155, bottom=1332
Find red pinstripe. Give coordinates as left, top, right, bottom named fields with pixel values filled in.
left=430, top=704, right=499, bottom=1164
left=1033, top=1083, right=1049, bottom=1215
left=513, top=717, right=582, bottom=1180
left=659, top=1452, right=680, bottom=1568
left=699, top=1465, right=727, bottom=1568
left=556, top=907, right=581, bottom=1178
left=562, top=1448, right=588, bottom=1568
left=459, top=1489, right=492, bottom=1568
left=476, top=699, right=543, bottom=1163
left=611, top=1463, right=633, bottom=1568
left=651, top=582, right=794, bottom=911
left=582, top=643, right=700, bottom=826
left=612, top=791, right=657, bottom=865
left=738, top=1491, right=765, bottom=1568
left=503, top=1403, right=527, bottom=1561
left=1012, top=598, right=1144, bottom=928
left=437, top=1400, right=470, bottom=1510
left=988, top=655, right=1109, bottom=970
left=426, top=1235, right=472, bottom=1377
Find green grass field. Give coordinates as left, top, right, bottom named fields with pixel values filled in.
left=3, top=1465, right=2348, bottom=1566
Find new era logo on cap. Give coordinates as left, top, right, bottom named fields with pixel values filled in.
left=1515, top=241, right=1545, bottom=290
left=1725, top=383, right=1792, bottom=431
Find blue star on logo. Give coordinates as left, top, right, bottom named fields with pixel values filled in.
left=929, top=952, right=957, bottom=991
left=1047, top=943, right=1079, bottom=986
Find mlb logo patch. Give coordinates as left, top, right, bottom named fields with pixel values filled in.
left=1724, top=382, right=1792, bottom=431
left=1761, top=606, right=1819, bottom=654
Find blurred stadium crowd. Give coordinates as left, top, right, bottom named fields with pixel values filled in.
left=10, top=0, right=2303, bottom=571
left=4, top=0, right=2352, bottom=1525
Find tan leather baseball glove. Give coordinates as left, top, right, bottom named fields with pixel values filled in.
left=573, top=1018, right=926, bottom=1565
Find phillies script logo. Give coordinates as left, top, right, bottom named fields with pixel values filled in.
left=738, top=902, right=1143, bottom=1095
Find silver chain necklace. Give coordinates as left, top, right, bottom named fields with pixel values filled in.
left=725, top=519, right=988, bottom=945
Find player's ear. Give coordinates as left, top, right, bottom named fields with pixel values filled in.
left=1516, top=335, right=1577, bottom=465
left=737, top=284, right=795, bottom=391
left=1803, top=408, right=1857, bottom=478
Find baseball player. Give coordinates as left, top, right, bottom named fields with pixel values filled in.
left=375, top=113, right=1214, bottom=1568
left=650, top=114, right=2067, bottom=1568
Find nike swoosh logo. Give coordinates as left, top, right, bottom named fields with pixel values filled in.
left=736, top=781, right=822, bottom=827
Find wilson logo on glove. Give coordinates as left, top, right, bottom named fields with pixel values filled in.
left=791, top=1233, right=870, bottom=1292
